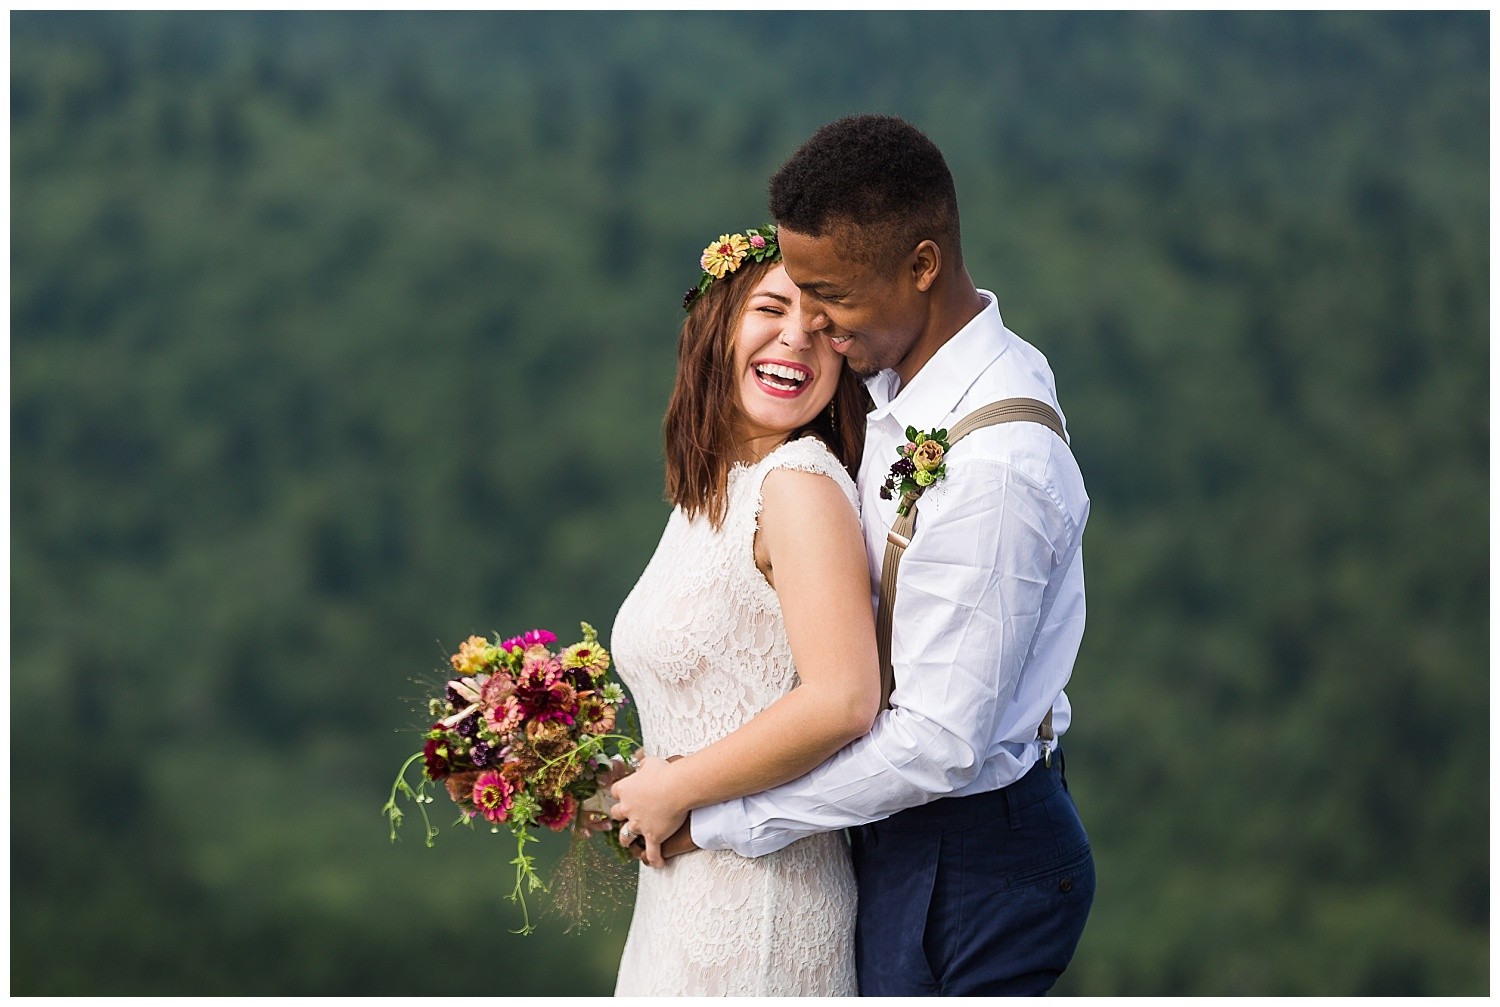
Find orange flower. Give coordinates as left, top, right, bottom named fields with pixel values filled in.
left=450, top=635, right=495, bottom=675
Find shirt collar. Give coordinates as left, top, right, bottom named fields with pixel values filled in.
left=865, top=289, right=1009, bottom=432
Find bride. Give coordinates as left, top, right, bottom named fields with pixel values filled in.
left=607, top=225, right=879, bottom=996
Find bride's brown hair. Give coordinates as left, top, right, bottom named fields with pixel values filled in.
left=663, top=259, right=868, bottom=528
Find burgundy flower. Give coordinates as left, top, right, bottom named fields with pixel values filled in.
left=517, top=676, right=578, bottom=727
left=423, top=735, right=456, bottom=780
left=537, top=793, right=577, bottom=832
left=510, top=649, right=578, bottom=726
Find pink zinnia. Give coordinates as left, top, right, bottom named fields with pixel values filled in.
left=749, top=234, right=767, bottom=249
left=520, top=647, right=563, bottom=682
left=501, top=628, right=557, bottom=652
left=537, top=793, right=577, bottom=832
left=472, top=769, right=515, bottom=824
left=486, top=696, right=524, bottom=736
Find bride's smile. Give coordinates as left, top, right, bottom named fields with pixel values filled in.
left=750, top=359, right=811, bottom=397
left=731, top=264, right=841, bottom=459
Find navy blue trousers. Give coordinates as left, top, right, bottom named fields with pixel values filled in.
left=849, top=757, right=1095, bottom=996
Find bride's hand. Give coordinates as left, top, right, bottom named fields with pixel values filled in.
left=609, top=753, right=689, bottom=868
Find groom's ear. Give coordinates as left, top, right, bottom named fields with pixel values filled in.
left=910, top=239, right=941, bottom=293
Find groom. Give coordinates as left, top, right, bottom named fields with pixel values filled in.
left=679, top=115, right=1094, bottom=995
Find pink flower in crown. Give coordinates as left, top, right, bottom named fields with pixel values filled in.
left=749, top=233, right=767, bottom=249
left=501, top=628, right=557, bottom=652
left=472, top=769, right=515, bottom=824
left=537, top=793, right=578, bottom=832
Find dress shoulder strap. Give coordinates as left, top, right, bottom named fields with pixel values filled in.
left=752, top=435, right=859, bottom=513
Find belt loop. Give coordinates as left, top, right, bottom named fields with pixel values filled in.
left=1004, top=782, right=1020, bottom=831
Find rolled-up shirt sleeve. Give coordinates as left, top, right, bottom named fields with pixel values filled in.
left=691, top=455, right=1079, bottom=858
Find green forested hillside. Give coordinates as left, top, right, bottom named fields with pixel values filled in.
left=10, top=11, right=1488, bottom=995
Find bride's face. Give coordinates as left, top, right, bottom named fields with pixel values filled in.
left=729, top=264, right=843, bottom=455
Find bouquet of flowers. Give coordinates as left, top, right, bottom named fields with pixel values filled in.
left=382, top=622, right=639, bottom=933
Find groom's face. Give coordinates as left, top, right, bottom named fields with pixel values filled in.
left=778, top=225, right=923, bottom=379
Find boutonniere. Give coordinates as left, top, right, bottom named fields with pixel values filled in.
left=879, top=425, right=951, bottom=516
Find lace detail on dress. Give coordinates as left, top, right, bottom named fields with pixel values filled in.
left=610, top=436, right=859, bottom=997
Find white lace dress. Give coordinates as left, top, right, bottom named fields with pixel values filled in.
left=611, top=437, right=860, bottom=997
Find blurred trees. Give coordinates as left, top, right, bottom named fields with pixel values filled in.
left=10, top=11, right=1487, bottom=995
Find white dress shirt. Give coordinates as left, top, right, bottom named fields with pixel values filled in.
left=690, top=291, right=1090, bottom=858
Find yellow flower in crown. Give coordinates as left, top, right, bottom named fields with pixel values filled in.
left=700, top=233, right=751, bottom=279
left=683, top=225, right=781, bottom=311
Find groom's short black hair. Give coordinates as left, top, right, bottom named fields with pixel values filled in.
left=769, top=114, right=962, bottom=269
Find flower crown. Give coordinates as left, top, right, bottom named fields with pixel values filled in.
left=682, top=224, right=781, bottom=311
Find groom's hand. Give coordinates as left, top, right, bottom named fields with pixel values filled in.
left=611, top=752, right=694, bottom=867
left=658, top=815, right=699, bottom=861
left=629, top=815, right=699, bottom=868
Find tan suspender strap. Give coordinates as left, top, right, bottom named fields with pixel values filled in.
left=946, top=397, right=1067, bottom=444
left=876, top=398, right=1068, bottom=749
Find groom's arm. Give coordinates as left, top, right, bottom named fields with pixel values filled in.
left=690, top=456, right=1084, bottom=858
